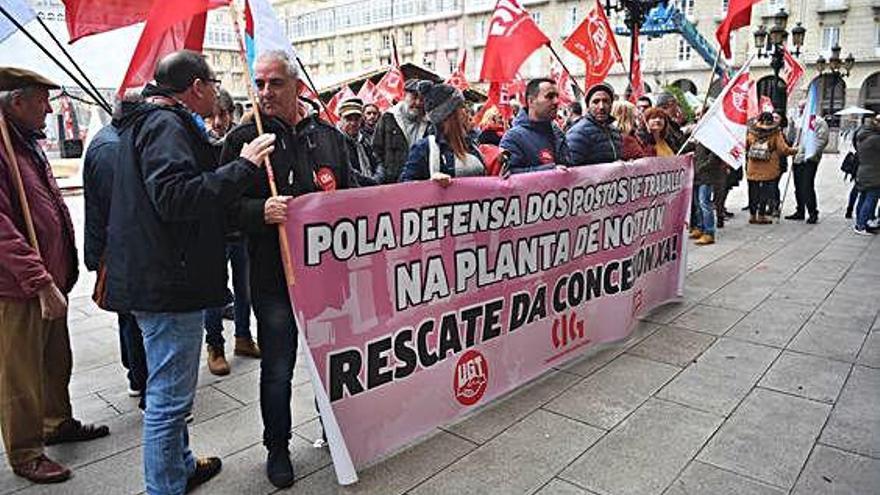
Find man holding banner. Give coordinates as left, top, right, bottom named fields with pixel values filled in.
left=221, top=50, right=351, bottom=489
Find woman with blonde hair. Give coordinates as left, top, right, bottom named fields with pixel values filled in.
left=477, top=106, right=505, bottom=146
left=612, top=100, right=647, bottom=160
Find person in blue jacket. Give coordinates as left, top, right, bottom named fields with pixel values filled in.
left=399, top=83, right=485, bottom=183
left=499, top=77, right=569, bottom=174
left=567, top=83, right=623, bottom=165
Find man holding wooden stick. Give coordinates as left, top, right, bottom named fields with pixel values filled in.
left=0, top=67, right=110, bottom=484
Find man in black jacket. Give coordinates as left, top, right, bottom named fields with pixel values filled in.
left=104, top=50, right=275, bottom=495
left=372, top=79, right=430, bottom=183
left=220, top=50, right=350, bottom=488
left=338, top=97, right=384, bottom=186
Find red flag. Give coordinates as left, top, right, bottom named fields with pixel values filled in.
left=62, top=0, right=154, bottom=43
left=563, top=0, right=622, bottom=90
left=118, top=0, right=227, bottom=97
left=628, top=25, right=644, bottom=103
left=781, top=47, right=805, bottom=95
left=326, top=85, right=356, bottom=121
left=299, top=82, right=319, bottom=101
left=479, top=0, right=550, bottom=82
left=549, top=63, right=574, bottom=106
left=375, top=66, right=405, bottom=107
left=716, top=0, right=760, bottom=59
left=357, top=80, right=378, bottom=104
left=446, top=52, right=469, bottom=91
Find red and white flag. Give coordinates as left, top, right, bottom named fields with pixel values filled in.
left=781, top=47, right=805, bottom=95
left=326, top=85, right=355, bottom=121
left=628, top=26, right=644, bottom=102
left=62, top=0, right=153, bottom=43
left=357, top=79, right=378, bottom=104
left=446, top=52, right=469, bottom=91
left=118, top=0, right=227, bottom=96
left=479, top=0, right=550, bottom=82
left=692, top=55, right=756, bottom=169
left=375, top=66, right=405, bottom=109
left=549, top=62, right=574, bottom=106
left=716, top=0, right=760, bottom=59
left=563, top=0, right=622, bottom=91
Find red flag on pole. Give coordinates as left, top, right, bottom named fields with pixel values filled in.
left=479, top=0, right=550, bottom=82
left=62, top=0, right=154, bottom=43
left=118, top=0, right=227, bottom=97
left=629, top=25, right=644, bottom=103
left=716, top=0, right=760, bottom=59
left=550, top=63, right=574, bottom=106
left=375, top=66, right=405, bottom=108
left=446, top=52, right=469, bottom=91
left=781, top=46, right=805, bottom=95
left=326, top=85, right=356, bottom=121
left=357, top=79, right=379, bottom=104
left=563, top=0, right=622, bottom=90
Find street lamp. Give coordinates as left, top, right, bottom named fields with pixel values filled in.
left=603, top=0, right=666, bottom=97
left=816, top=44, right=856, bottom=127
left=753, top=8, right=806, bottom=114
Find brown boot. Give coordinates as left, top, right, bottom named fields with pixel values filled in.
left=749, top=214, right=759, bottom=224
left=695, top=234, right=715, bottom=245
left=186, top=457, right=222, bottom=493
left=757, top=215, right=772, bottom=224
left=689, top=228, right=703, bottom=239
left=207, top=345, right=230, bottom=376
left=12, top=455, right=71, bottom=484
left=234, top=337, right=261, bottom=359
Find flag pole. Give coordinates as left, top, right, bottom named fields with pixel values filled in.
left=34, top=16, right=112, bottom=114
left=227, top=2, right=295, bottom=286
left=547, top=44, right=584, bottom=96
left=294, top=55, right=335, bottom=123
left=700, top=49, right=723, bottom=113
left=0, top=109, right=40, bottom=256
left=0, top=4, right=109, bottom=113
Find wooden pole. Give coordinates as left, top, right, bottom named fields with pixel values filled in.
left=0, top=109, right=41, bottom=256
left=227, top=2, right=295, bottom=286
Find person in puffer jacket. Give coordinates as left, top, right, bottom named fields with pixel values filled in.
left=567, top=83, right=623, bottom=165
left=499, top=78, right=569, bottom=173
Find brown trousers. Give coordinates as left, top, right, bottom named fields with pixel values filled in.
left=0, top=298, right=72, bottom=466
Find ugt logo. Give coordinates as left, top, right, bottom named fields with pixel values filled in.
left=488, top=0, right=527, bottom=37
left=453, top=350, right=488, bottom=406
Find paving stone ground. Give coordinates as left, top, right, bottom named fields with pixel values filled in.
left=2, top=156, right=878, bottom=495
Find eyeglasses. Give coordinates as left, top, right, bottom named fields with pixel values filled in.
left=203, top=78, right=222, bottom=91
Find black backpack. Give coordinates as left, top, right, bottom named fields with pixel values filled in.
left=841, top=151, right=859, bottom=179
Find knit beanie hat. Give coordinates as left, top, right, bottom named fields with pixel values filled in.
left=585, top=82, right=614, bottom=103
left=423, top=82, right=465, bottom=125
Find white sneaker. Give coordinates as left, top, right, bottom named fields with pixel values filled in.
left=127, top=387, right=142, bottom=398
left=185, top=412, right=194, bottom=424
left=853, top=226, right=874, bottom=236
left=868, top=218, right=880, bottom=229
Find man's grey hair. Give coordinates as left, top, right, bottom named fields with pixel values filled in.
left=255, top=50, right=299, bottom=79
left=0, top=87, right=38, bottom=108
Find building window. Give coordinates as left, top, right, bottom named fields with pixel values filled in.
left=310, top=43, right=318, bottom=61
left=382, top=33, right=392, bottom=50
left=765, top=0, right=785, bottom=14
left=821, top=26, right=840, bottom=51
left=380, top=56, right=392, bottom=66
left=326, top=42, right=334, bottom=58
left=448, top=24, right=459, bottom=45
left=404, top=30, right=413, bottom=47
left=345, top=39, right=354, bottom=60
left=722, top=0, right=729, bottom=14
left=531, top=11, right=541, bottom=26
left=473, top=19, right=486, bottom=41
left=426, top=25, right=436, bottom=46
left=876, top=23, right=880, bottom=48
left=447, top=50, right=458, bottom=74
left=678, top=0, right=694, bottom=16
left=423, top=52, right=435, bottom=70
left=677, top=37, right=692, bottom=61
left=565, top=6, right=578, bottom=33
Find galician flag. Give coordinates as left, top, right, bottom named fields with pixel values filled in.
left=0, top=0, right=36, bottom=43
left=244, top=0, right=296, bottom=74
left=799, top=79, right=822, bottom=159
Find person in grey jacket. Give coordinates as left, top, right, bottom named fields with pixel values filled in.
left=785, top=100, right=830, bottom=224
left=566, top=83, right=622, bottom=165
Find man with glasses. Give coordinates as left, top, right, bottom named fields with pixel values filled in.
left=104, top=50, right=275, bottom=494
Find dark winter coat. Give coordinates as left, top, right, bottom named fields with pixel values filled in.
left=693, top=143, right=728, bottom=187
left=104, top=87, right=256, bottom=313
left=345, top=130, right=385, bottom=186
left=567, top=114, right=623, bottom=165
left=83, top=124, right=118, bottom=272
left=855, top=121, right=880, bottom=190
left=372, top=106, right=430, bottom=184
left=0, top=120, right=78, bottom=299
left=499, top=110, right=569, bottom=174
left=221, top=114, right=351, bottom=297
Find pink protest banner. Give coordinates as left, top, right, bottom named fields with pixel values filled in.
left=285, top=156, right=694, bottom=484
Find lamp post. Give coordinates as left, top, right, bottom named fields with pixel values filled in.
left=753, top=9, right=806, bottom=115
left=815, top=45, right=855, bottom=127
left=603, top=0, right=666, bottom=96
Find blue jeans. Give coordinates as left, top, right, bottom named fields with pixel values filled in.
left=848, top=184, right=860, bottom=214
left=134, top=311, right=202, bottom=495
left=698, top=184, right=716, bottom=235
left=253, top=291, right=298, bottom=448
left=204, top=239, right=252, bottom=347
left=855, top=188, right=880, bottom=230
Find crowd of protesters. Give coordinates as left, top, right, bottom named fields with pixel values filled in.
left=1, top=45, right=878, bottom=495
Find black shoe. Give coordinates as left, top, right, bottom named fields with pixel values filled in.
left=784, top=212, right=805, bottom=220
left=44, top=419, right=110, bottom=446
left=266, top=446, right=295, bottom=488
left=845, top=209, right=853, bottom=219
left=186, top=457, right=222, bottom=493
left=806, top=214, right=818, bottom=224
left=724, top=210, right=735, bottom=219
left=221, top=304, right=235, bottom=320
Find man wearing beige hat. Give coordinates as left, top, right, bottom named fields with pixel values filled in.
left=337, top=97, right=384, bottom=186
left=0, top=67, right=110, bottom=484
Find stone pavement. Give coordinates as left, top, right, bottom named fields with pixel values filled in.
left=1, top=156, right=878, bottom=495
